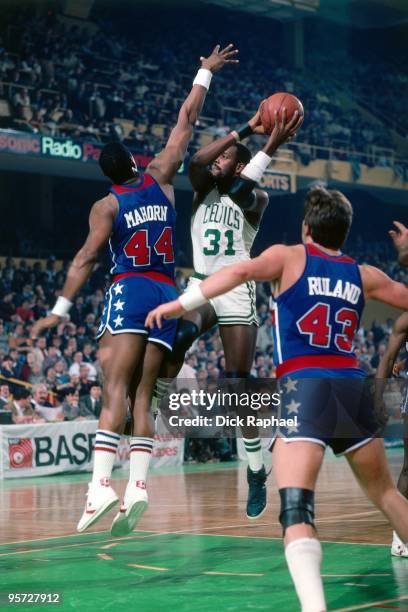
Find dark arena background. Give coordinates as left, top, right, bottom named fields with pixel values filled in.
left=0, top=0, right=407, bottom=610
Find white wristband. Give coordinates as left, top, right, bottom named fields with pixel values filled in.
left=241, top=151, right=272, bottom=183
left=51, top=296, right=73, bottom=317
left=193, top=68, right=212, bottom=90
left=179, top=285, right=208, bottom=312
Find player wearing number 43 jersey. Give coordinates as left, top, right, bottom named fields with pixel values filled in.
left=146, top=186, right=408, bottom=612
left=31, top=44, right=240, bottom=537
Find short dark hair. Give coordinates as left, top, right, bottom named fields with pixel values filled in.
left=233, top=142, right=251, bottom=166
left=304, top=186, right=353, bottom=249
left=99, top=142, right=135, bottom=184
left=15, top=387, right=31, bottom=400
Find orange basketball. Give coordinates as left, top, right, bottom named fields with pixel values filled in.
left=260, top=92, right=304, bottom=134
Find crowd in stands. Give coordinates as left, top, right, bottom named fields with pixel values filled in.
left=0, top=253, right=406, bottom=436
left=0, top=4, right=405, bottom=172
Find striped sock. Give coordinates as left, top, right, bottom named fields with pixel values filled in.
left=152, top=379, right=171, bottom=413
left=129, top=437, right=154, bottom=484
left=243, top=438, right=263, bottom=472
left=92, top=429, right=120, bottom=484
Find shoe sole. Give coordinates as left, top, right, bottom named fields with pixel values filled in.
left=77, top=497, right=119, bottom=533
left=391, top=550, right=408, bottom=557
left=246, top=502, right=268, bottom=520
left=111, top=500, right=148, bottom=537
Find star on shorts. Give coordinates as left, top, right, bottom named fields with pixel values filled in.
left=286, top=399, right=301, bottom=415
left=114, top=299, right=124, bottom=311
left=113, top=315, right=124, bottom=327
left=113, top=283, right=124, bottom=296
left=283, top=378, right=298, bottom=394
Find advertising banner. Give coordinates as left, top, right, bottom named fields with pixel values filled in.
left=0, top=416, right=184, bottom=479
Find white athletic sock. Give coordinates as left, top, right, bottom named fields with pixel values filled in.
left=243, top=438, right=263, bottom=472
left=152, top=378, right=171, bottom=412
left=129, top=437, right=154, bottom=484
left=92, top=429, right=120, bottom=485
left=285, top=537, right=326, bottom=612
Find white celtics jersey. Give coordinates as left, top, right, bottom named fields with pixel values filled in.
left=191, top=188, right=257, bottom=276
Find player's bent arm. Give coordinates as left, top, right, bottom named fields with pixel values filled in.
left=360, top=264, right=408, bottom=310
left=376, top=317, right=408, bottom=379
left=189, top=133, right=237, bottom=194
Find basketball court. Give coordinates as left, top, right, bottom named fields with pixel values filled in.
left=1, top=449, right=407, bottom=611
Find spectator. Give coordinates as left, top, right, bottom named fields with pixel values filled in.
left=61, top=387, right=93, bottom=421
left=0, top=383, right=11, bottom=409
left=9, top=387, right=45, bottom=424
left=80, top=384, right=102, bottom=418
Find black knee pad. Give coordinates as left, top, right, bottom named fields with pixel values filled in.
left=279, top=487, right=315, bottom=534
left=172, top=319, right=199, bottom=361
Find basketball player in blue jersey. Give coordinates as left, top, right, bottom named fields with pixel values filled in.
left=31, top=43, right=239, bottom=537
left=147, top=186, right=408, bottom=611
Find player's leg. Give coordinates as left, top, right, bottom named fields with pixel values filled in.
left=77, top=332, right=146, bottom=532
left=392, top=415, right=408, bottom=555
left=347, top=437, right=408, bottom=556
left=111, top=341, right=167, bottom=536
left=152, top=303, right=217, bottom=409
left=397, top=415, right=408, bottom=497
left=220, top=324, right=267, bottom=518
left=272, top=439, right=327, bottom=612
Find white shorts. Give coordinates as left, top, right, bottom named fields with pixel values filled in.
left=187, top=273, right=258, bottom=327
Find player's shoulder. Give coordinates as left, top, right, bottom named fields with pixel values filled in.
left=90, top=192, right=119, bottom=218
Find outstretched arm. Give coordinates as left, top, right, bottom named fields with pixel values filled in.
left=145, top=245, right=287, bottom=328
left=147, top=44, right=239, bottom=186
left=360, top=264, right=408, bottom=310
left=31, top=195, right=117, bottom=337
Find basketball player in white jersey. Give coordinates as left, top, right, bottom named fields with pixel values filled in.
left=155, top=106, right=302, bottom=518
left=377, top=315, right=408, bottom=557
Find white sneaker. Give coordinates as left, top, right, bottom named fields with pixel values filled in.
left=391, top=531, right=408, bottom=557
left=110, top=480, right=148, bottom=537
left=77, top=478, right=119, bottom=533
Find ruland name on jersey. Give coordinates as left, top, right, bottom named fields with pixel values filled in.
left=124, top=205, right=168, bottom=229
left=307, top=277, right=361, bottom=305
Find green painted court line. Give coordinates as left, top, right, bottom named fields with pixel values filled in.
left=0, top=532, right=406, bottom=611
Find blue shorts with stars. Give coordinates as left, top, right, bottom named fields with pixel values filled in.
left=275, top=368, right=380, bottom=456
left=96, top=274, right=178, bottom=351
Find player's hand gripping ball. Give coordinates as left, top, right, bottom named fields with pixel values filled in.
left=260, top=92, right=304, bottom=134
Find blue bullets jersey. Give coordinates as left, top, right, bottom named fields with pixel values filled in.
left=109, top=173, right=176, bottom=281
left=272, top=243, right=365, bottom=378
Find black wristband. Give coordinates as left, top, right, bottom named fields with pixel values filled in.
left=235, top=123, right=252, bottom=141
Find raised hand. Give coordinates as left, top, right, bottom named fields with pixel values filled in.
left=247, top=100, right=268, bottom=135
left=264, top=108, right=304, bottom=154
left=200, top=43, right=239, bottom=74
left=389, top=221, right=408, bottom=266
